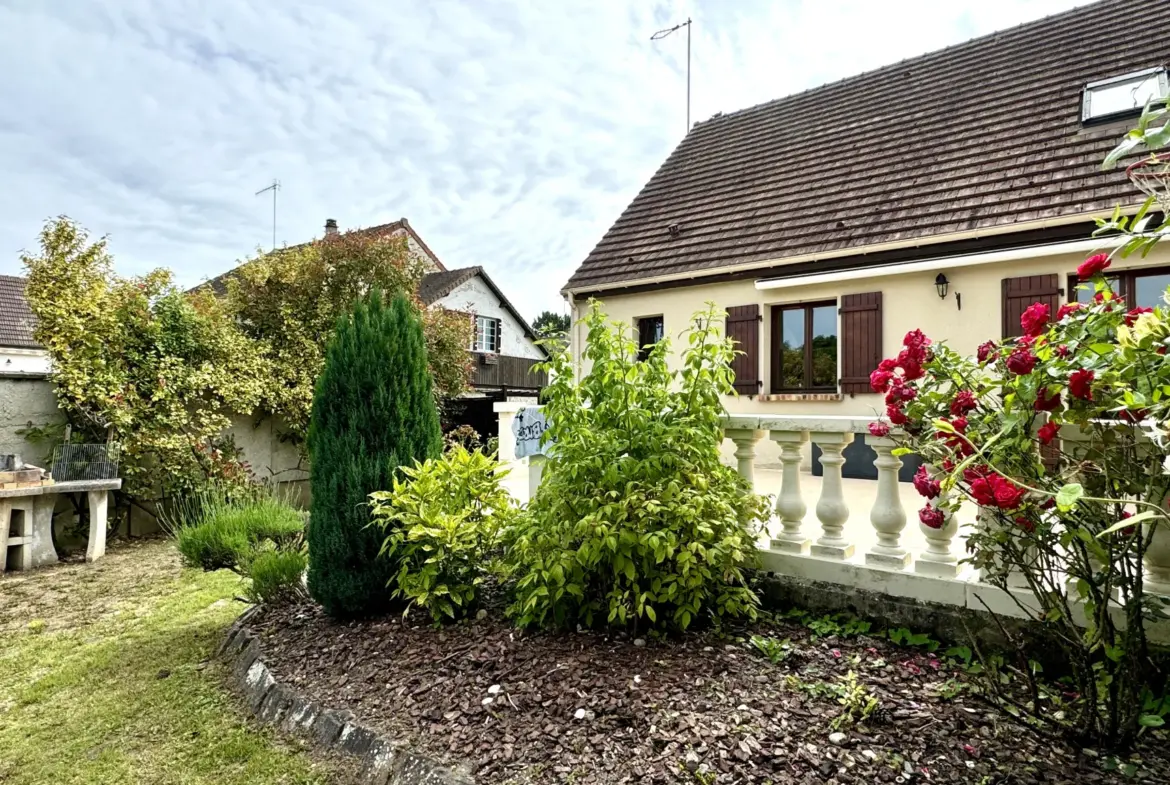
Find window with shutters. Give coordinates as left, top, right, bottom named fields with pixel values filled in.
left=473, top=315, right=501, bottom=353
left=1067, top=266, right=1170, bottom=309
left=769, top=301, right=837, bottom=393
left=636, top=315, right=664, bottom=361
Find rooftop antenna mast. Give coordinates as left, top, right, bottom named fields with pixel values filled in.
left=651, top=17, right=692, bottom=132
left=255, top=179, right=280, bottom=250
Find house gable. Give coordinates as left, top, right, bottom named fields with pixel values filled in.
left=428, top=269, right=547, bottom=361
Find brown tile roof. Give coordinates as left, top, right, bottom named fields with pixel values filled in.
left=419, top=266, right=482, bottom=305
left=197, top=218, right=446, bottom=296
left=565, top=0, right=1170, bottom=293
left=0, top=275, right=39, bottom=349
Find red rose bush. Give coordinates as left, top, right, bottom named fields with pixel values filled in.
left=868, top=252, right=1170, bottom=747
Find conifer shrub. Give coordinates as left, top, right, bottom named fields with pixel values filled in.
left=306, top=290, right=442, bottom=617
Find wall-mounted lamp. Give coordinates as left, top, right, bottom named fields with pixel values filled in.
left=934, top=272, right=950, bottom=299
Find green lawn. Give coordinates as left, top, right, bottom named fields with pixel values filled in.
left=0, top=538, right=340, bottom=784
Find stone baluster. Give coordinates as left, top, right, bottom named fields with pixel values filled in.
left=810, top=432, right=853, bottom=559
left=769, top=430, right=810, bottom=553
left=725, top=428, right=764, bottom=490
left=914, top=464, right=961, bottom=578
left=864, top=435, right=910, bottom=569
left=1144, top=513, right=1170, bottom=596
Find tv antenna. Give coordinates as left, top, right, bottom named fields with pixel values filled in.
left=255, top=179, right=280, bottom=250
left=651, top=17, right=692, bottom=132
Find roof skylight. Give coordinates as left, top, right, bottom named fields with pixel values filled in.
left=1082, top=67, right=1168, bottom=123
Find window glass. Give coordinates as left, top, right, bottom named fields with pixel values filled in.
left=637, top=316, right=664, bottom=361
left=811, top=305, right=838, bottom=388
left=1075, top=277, right=1121, bottom=304
left=1134, top=273, right=1170, bottom=309
left=474, top=316, right=499, bottom=352
left=780, top=309, right=805, bottom=389
left=1083, top=70, right=1167, bottom=121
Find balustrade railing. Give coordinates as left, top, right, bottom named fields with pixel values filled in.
left=492, top=403, right=1170, bottom=602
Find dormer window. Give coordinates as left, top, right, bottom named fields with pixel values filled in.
left=1082, top=67, right=1168, bottom=123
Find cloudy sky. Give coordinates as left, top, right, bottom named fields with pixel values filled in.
left=0, top=0, right=1086, bottom=320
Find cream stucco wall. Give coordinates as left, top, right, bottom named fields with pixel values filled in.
left=574, top=244, right=1170, bottom=468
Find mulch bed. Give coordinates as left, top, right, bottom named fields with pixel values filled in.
left=248, top=604, right=1169, bottom=784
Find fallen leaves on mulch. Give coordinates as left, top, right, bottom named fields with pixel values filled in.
left=249, top=605, right=1168, bottom=784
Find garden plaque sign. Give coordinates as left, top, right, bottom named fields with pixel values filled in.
left=512, top=407, right=552, bottom=459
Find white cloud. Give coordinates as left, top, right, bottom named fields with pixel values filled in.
left=0, top=0, right=1085, bottom=320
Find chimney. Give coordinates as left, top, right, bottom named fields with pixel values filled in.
left=324, top=218, right=338, bottom=236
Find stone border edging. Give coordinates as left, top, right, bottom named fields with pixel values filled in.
left=218, top=608, right=472, bottom=785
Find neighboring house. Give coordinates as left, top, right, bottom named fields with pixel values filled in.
left=563, top=0, right=1170, bottom=475
left=202, top=218, right=548, bottom=445
left=204, top=217, right=548, bottom=398
left=0, top=275, right=61, bottom=465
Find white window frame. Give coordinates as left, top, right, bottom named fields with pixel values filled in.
left=473, top=315, right=501, bottom=353
left=1082, top=67, right=1169, bottom=123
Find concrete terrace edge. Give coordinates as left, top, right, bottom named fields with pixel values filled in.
left=218, top=608, right=473, bottom=785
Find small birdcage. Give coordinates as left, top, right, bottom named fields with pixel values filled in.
left=51, top=443, right=121, bottom=482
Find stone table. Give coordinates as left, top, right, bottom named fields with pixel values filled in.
left=0, top=479, right=122, bottom=571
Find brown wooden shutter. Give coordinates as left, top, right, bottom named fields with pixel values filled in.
left=839, top=292, right=882, bottom=395
left=1002, top=274, right=1062, bottom=338
left=725, top=305, right=761, bottom=396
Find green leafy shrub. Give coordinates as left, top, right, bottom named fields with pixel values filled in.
left=502, top=302, right=769, bottom=631
left=245, top=547, right=309, bottom=605
left=306, top=290, right=442, bottom=617
left=370, top=445, right=515, bottom=622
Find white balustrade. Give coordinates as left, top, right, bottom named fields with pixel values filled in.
left=490, top=405, right=1170, bottom=640
left=864, top=435, right=910, bottom=569
left=809, top=431, right=854, bottom=560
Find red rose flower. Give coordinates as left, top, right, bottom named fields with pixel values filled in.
left=992, top=476, right=1027, bottom=510
left=870, top=369, right=894, bottom=393
left=918, top=506, right=946, bottom=529
left=1014, top=516, right=1037, bottom=533
left=868, top=421, right=890, bottom=437
left=878, top=358, right=897, bottom=373
left=1034, top=387, right=1061, bottom=412
left=885, top=382, right=916, bottom=405
left=1006, top=347, right=1036, bottom=375
left=949, top=390, right=978, bottom=416
left=951, top=416, right=968, bottom=433
left=1020, top=302, right=1050, bottom=337
left=1037, top=420, right=1059, bottom=445
left=1068, top=368, right=1094, bottom=400
left=903, top=329, right=930, bottom=352
left=896, top=348, right=925, bottom=380
left=1054, top=344, right=1070, bottom=358
left=912, top=465, right=941, bottom=499
left=1077, top=253, right=1111, bottom=279
left=1125, top=306, right=1153, bottom=327
left=976, top=340, right=997, bottom=364
left=1056, top=302, right=1083, bottom=321
left=886, top=404, right=909, bottom=426
left=1118, top=510, right=1136, bottom=538
left=1119, top=408, right=1149, bottom=423
left=970, top=477, right=996, bottom=507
